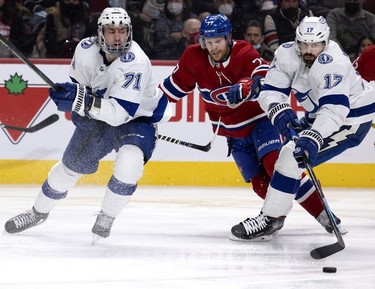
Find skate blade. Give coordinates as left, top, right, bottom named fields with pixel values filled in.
left=336, top=225, right=349, bottom=235
left=91, top=234, right=102, bottom=245
left=228, top=232, right=273, bottom=242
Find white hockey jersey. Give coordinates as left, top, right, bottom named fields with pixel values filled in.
left=259, top=40, right=375, bottom=138
left=69, top=37, right=172, bottom=126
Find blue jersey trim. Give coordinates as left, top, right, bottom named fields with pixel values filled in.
left=115, top=98, right=139, bottom=117
left=348, top=102, right=375, bottom=118
left=319, top=94, right=349, bottom=109
left=261, top=84, right=291, bottom=96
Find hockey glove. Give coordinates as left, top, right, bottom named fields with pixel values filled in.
left=268, top=102, right=301, bottom=140
left=49, top=82, right=92, bottom=117
left=293, top=129, right=324, bottom=168
left=226, top=78, right=255, bottom=107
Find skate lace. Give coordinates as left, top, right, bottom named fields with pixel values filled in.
left=242, top=214, right=269, bottom=234
left=13, top=211, right=37, bottom=229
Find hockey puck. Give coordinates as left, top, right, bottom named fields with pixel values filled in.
left=323, top=266, right=337, bottom=273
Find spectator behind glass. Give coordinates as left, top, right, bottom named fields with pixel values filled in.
left=264, top=0, right=313, bottom=52
left=154, top=0, right=196, bottom=59
left=230, top=0, right=264, bottom=40
left=306, top=0, right=343, bottom=18
left=326, top=0, right=375, bottom=57
left=131, top=0, right=165, bottom=58
left=214, top=0, right=234, bottom=17
left=0, top=0, right=34, bottom=58
left=174, top=17, right=200, bottom=58
left=243, top=20, right=274, bottom=62
left=347, top=35, right=375, bottom=62
left=35, top=0, right=90, bottom=58
left=358, top=35, right=375, bottom=55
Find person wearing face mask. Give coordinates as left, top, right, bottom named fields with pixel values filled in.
left=243, top=20, right=274, bottom=62
left=214, top=0, right=235, bottom=17
left=172, top=17, right=201, bottom=58
left=326, top=0, right=375, bottom=57
left=154, top=0, right=197, bottom=59
left=264, top=0, right=313, bottom=52
left=129, top=0, right=165, bottom=58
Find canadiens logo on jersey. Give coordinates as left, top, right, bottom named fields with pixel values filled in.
left=209, top=86, right=231, bottom=106
left=0, top=73, right=50, bottom=144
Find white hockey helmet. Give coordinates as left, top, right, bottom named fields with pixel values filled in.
left=295, top=16, right=330, bottom=47
left=97, top=7, right=132, bottom=56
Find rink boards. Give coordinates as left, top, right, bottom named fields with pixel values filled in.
left=0, top=59, right=374, bottom=187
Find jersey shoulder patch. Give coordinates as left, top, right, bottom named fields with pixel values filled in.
left=318, top=53, right=333, bottom=64
left=120, top=52, right=136, bottom=63
left=281, top=41, right=294, bottom=48
left=80, top=37, right=95, bottom=49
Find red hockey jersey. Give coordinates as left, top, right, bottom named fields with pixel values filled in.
left=353, top=44, right=375, bottom=82
left=160, top=40, right=269, bottom=138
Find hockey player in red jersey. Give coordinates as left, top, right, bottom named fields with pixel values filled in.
left=160, top=14, right=346, bottom=241
left=354, top=44, right=375, bottom=129
left=353, top=44, right=375, bottom=82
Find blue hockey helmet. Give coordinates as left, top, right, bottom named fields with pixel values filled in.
left=199, top=14, right=232, bottom=49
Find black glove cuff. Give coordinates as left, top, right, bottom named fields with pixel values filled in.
left=300, top=129, right=324, bottom=149
left=268, top=102, right=291, bottom=123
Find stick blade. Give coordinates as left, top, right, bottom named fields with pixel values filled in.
left=2, top=114, right=59, bottom=133
left=24, top=114, right=59, bottom=132
left=310, top=242, right=345, bottom=259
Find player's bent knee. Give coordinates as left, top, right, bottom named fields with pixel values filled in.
left=114, top=145, right=144, bottom=184
left=47, top=161, right=82, bottom=192
left=275, top=141, right=304, bottom=179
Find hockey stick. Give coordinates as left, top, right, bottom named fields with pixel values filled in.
left=0, top=34, right=58, bottom=91
left=0, top=35, right=60, bottom=133
left=0, top=114, right=59, bottom=133
left=158, top=120, right=221, bottom=152
left=304, top=158, right=345, bottom=259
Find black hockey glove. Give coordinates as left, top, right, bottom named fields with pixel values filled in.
left=49, top=82, right=92, bottom=117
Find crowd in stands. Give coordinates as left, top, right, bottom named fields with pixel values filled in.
left=0, top=0, right=374, bottom=61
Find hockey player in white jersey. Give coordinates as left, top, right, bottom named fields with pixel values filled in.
left=231, top=16, right=375, bottom=240
left=4, top=7, right=172, bottom=241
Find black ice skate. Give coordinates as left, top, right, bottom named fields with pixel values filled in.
left=4, top=207, right=49, bottom=234
left=316, top=210, right=348, bottom=235
left=92, top=211, right=115, bottom=243
left=229, top=211, right=285, bottom=242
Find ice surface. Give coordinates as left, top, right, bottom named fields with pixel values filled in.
left=1, top=185, right=374, bottom=289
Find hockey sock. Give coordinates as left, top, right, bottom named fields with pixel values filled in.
left=251, top=171, right=270, bottom=199
left=295, top=173, right=324, bottom=218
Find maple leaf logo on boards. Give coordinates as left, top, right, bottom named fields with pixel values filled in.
left=4, top=73, right=28, bottom=95
left=0, top=73, right=51, bottom=144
